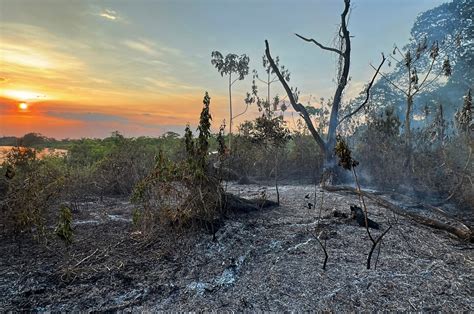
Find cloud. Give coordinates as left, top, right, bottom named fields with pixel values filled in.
left=160, top=46, right=182, bottom=56
left=0, top=24, right=85, bottom=72
left=122, top=39, right=159, bottom=56
left=46, top=111, right=129, bottom=123
left=99, top=9, right=119, bottom=21
left=122, top=38, right=183, bottom=59
left=143, top=77, right=200, bottom=92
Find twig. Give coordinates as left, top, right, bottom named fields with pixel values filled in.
left=374, top=237, right=383, bottom=269
left=370, top=64, right=408, bottom=96
left=368, top=226, right=391, bottom=270
left=73, top=248, right=99, bottom=268
left=308, top=229, right=329, bottom=270
left=338, top=53, right=386, bottom=126
left=295, top=33, right=343, bottom=56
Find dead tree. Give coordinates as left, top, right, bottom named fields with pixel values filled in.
left=265, top=0, right=385, bottom=184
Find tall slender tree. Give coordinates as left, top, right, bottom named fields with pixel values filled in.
left=211, top=52, right=250, bottom=150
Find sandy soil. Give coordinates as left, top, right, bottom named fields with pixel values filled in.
left=0, top=184, right=472, bottom=311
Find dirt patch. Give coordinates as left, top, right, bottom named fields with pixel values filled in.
left=0, top=184, right=472, bottom=311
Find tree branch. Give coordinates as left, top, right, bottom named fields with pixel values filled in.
left=256, top=77, right=267, bottom=85
left=338, top=53, right=386, bottom=126
left=295, top=33, right=343, bottom=56
left=265, top=40, right=327, bottom=153
left=232, top=102, right=249, bottom=120
left=412, top=57, right=436, bottom=96
left=371, top=64, right=409, bottom=96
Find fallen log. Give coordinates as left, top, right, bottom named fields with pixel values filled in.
left=223, top=192, right=278, bottom=213
left=323, top=185, right=473, bottom=242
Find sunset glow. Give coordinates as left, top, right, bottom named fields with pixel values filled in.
left=3, top=90, right=46, bottom=102
left=18, top=103, right=29, bottom=111
left=0, top=0, right=447, bottom=139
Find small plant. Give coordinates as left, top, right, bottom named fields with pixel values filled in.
left=335, top=135, right=391, bottom=270
left=304, top=191, right=329, bottom=270
left=55, top=205, right=73, bottom=245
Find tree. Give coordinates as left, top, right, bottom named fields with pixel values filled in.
left=373, top=36, right=454, bottom=172
left=249, top=103, right=290, bottom=205
left=21, top=132, right=48, bottom=147
left=264, top=0, right=385, bottom=183
left=211, top=51, right=250, bottom=150
left=244, top=54, right=291, bottom=115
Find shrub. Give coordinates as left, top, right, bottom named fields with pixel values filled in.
left=55, top=205, right=73, bottom=245
left=1, top=148, right=66, bottom=239
left=131, top=92, right=224, bottom=234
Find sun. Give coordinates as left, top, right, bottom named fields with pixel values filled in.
left=18, top=102, right=29, bottom=110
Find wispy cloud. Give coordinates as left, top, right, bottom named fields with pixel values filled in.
left=99, top=9, right=119, bottom=21
left=122, top=39, right=160, bottom=56
left=143, top=77, right=200, bottom=92
left=122, top=38, right=183, bottom=59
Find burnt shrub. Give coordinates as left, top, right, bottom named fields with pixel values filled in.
left=1, top=147, right=66, bottom=239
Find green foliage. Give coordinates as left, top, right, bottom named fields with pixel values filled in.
left=217, top=123, right=227, bottom=158
left=211, top=51, right=250, bottom=79
left=184, top=125, right=195, bottom=159
left=55, top=205, right=73, bottom=245
left=67, top=138, right=108, bottom=167
left=197, top=92, right=212, bottom=169
left=245, top=54, right=291, bottom=113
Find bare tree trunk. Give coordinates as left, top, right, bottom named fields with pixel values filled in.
left=326, top=5, right=351, bottom=155
left=266, top=0, right=382, bottom=185
left=275, top=152, right=280, bottom=205
left=404, top=95, right=413, bottom=172
left=228, top=73, right=233, bottom=150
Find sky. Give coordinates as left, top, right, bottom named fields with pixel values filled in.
left=0, top=0, right=447, bottom=139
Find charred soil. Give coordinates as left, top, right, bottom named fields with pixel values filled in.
left=0, top=184, right=472, bottom=311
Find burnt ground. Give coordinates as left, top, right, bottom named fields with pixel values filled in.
left=0, top=184, right=472, bottom=311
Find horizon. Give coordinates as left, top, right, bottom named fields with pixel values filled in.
left=0, top=0, right=447, bottom=139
